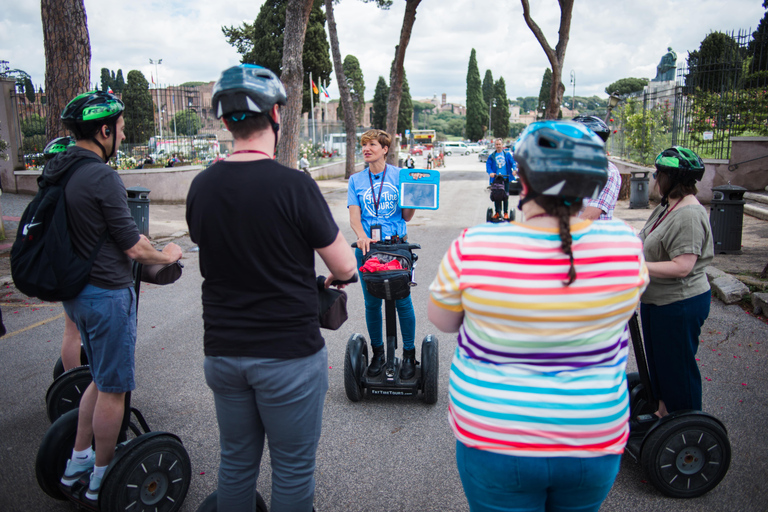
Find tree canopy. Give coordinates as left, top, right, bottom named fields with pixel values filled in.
left=482, top=70, right=494, bottom=112
left=336, top=55, right=365, bottom=125
left=397, top=72, right=413, bottom=136
left=465, top=48, right=486, bottom=141
left=100, top=68, right=125, bottom=92
left=122, top=70, right=155, bottom=144
left=222, top=0, right=331, bottom=113
left=686, top=32, right=744, bottom=92
left=538, top=68, right=552, bottom=113
left=605, top=77, right=649, bottom=96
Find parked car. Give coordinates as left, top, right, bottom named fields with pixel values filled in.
left=478, top=148, right=491, bottom=162
left=441, top=141, right=471, bottom=156
left=466, top=142, right=483, bottom=153
left=411, top=146, right=424, bottom=156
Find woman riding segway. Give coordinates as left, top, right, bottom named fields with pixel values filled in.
left=347, top=129, right=418, bottom=380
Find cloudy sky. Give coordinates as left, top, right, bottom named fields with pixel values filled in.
left=1, top=0, right=765, bottom=106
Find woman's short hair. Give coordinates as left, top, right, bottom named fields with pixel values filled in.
left=360, top=129, right=391, bottom=150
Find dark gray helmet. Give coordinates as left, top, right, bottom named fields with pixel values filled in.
left=513, top=121, right=608, bottom=201
left=212, top=65, right=287, bottom=121
left=572, top=115, right=610, bottom=142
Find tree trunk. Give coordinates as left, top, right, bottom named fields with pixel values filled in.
left=325, top=0, right=358, bottom=179
left=277, top=0, right=314, bottom=168
left=41, top=0, right=91, bottom=140
left=385, top=0, right=421, bottom=166
left=521, top=0, right=573, bottom=120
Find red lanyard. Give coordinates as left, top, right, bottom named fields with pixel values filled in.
left=367, top=167, right=387, bottom=216
left=648, top=198, right=682, bottom=235
left=230, top=149, right=273, bottom=159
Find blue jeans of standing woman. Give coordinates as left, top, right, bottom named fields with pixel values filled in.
left=356, top=248, right=416, bottom=350
left=456, top=442, right=621, bottom=512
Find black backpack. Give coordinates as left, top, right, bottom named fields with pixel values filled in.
left=490, top=174, right=508, bottom=202
left=11, top=157, right=109, bottom=301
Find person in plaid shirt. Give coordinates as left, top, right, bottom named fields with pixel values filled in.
left=574, top=116, right=621, bottom=220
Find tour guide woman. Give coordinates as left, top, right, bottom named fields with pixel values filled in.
left=348, top=129, right=417, bottom=379
left=428, top=121, right=649, bottom=512
left=638, top=146, right=714, bottom=417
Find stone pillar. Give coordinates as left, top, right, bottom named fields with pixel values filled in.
left=0, top=78, right=23, bottom=191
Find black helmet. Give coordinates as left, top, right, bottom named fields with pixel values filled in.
left=572, top=115, right=610, bottom=142
left=212, top=64, right=287, bottom=121
left=61, top=90, right=124, bottom=138
left=44, top=136, right=76, bottom=156
left=654, top=146, right=704, bottom=184
left=513, top=121, right=608, bottom=201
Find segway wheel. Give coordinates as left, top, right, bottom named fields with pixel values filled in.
left=100, top=434, right=192, bottom=512
left=52, top=347, right=88, bottom=380
left=420, top=335, right=439, bottom=404
left=46, top=366, right=92, bottom=423
left=640, top=414, right=731, bottom=498
left=344, top=334, right=368, bottom=402
left=486, top=208, right=493, bottom=223
left=35, top=408, right=80, bottom=500
left=196, top=490, right=268, bottom=512
left=507, top=210, right=516, bottom=222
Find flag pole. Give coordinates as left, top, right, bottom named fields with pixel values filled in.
left=310, top=71, right=316, bottom=147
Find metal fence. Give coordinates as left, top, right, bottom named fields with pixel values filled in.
left=11, top=81, right=362, bottom=170
left=608, top=28, right=768, bottom=164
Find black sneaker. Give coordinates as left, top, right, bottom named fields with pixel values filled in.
left=367, top=346, right=385, bottom=377
left=400, top=349, right=417, bottom=380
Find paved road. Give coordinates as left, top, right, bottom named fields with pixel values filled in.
left=0, top=153, right=766, bottom=511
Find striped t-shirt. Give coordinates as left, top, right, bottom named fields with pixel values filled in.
left=429, top=219, right=649, bottom=458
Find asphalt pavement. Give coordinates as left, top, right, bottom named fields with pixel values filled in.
left=0, top=153, right=767, bottom=511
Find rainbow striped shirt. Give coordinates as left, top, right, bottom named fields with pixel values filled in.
left=429, top=219, right=648, bottom=458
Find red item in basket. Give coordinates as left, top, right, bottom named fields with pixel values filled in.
left=359, top=257, right=403, bottom=273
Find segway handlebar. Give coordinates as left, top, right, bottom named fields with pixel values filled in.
left=328, top=274, right=358, bottom=286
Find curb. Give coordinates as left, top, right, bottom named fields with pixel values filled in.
left=705, top=266, right=751, bottom=304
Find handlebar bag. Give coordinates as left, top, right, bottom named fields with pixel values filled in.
left=361, top=247, right=413, bottom=300
left=490, top=175, right=508, bottom=202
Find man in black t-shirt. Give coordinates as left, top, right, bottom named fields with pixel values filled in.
left=55, top=91, right=182, bottom=502
left=186, top=65, right=356, bottom=512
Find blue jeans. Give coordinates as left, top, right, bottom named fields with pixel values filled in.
left=640, top=290, right=711, bottom=412
left=355, top=248, right=416, bottom=350
left=204, top=347, right=329, bottom=512
left=63, top=284, right=137, bottom=393
left=456, top=442, right=621, bottom=512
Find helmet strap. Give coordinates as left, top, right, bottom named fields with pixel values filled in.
left=517, top=189, right=539, bottom=211
left=90, top=123, right=117, bottom=163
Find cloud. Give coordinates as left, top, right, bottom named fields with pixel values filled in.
left=1, top=0, right=764, bottom=107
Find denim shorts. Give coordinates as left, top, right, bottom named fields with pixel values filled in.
left=63, top=284, right=137, bottom=393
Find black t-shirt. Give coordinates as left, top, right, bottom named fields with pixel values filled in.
left=186, top=159, right=339, bottom=359
left=45, top=147, right=141, bottom=290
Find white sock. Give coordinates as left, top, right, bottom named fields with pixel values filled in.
left=72, top=447, right=93, bottom=461
left=93, top=465, right=107, bottom=479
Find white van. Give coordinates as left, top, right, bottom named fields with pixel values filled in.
left=441, top=142, right=471, bottom=156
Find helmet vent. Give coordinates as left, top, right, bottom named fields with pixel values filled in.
left=538, top=136, right=557, bottom=149
left=246, top=96, right=262, bottom=113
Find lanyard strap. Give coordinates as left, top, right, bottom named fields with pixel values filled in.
left=647, top=198, right=682, bottom=235
left=367, top=166, right=387, bottom=216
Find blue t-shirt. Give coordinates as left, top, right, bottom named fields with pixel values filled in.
left=347, top=164, right=408, bottom=239
left=486, top=150, right=517, bottom=183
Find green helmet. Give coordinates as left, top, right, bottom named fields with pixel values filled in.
left=61, top=90, right=124, bottom=138
left=654, top=146, right=704, bottom=183
left=44, top=136, right=76, bottom=156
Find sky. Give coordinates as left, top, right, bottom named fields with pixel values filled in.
left=1, top=0, right=765, bottom=107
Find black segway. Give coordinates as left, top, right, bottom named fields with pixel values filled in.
left=35, top=263, right=192, bottom=511
left=486, top=174, right=516, bottom=223
left=344, top=238, right=439, bottom=404
left=625, top=312, right=731, bottom=498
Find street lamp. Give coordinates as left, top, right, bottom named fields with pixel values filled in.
left=149, top=58, right=163, bottom=140
left=605, top=91, right=622, bottom=124
left=489, top=98, right=496, bottom=139
left=570, top=70, right=576, bottom=112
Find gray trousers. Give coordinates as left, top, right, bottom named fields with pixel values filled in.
left=204, top=346, right=328, bottom=512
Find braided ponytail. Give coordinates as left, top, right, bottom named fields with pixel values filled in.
left=535, top=196, right=581, bottom=286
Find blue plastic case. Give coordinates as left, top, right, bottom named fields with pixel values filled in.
left=398, top=168, right=440, bottom=210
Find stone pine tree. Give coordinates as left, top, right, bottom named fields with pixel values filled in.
left=372, top=76, right=389, bottom=130
left=466, top=48, right=486, bottom=141
left=385, top=0, right=422, bottom=165
left=222, top=0, right=330, bottom=114
left=521, top=0, right=574, bottom=119
left=492, top=77, right=510, bottom=139
left=122, top=70, right=155, bottom=144
left=482, top=70, right=494, bottom=118
left=277, top=0, right=315, bottom=167
left=41, top=0, right=91, bottom=139
left=397, top=73, right=413, bottom=136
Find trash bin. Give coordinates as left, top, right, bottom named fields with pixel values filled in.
left=709, top=184, right=747, bottom=254
left=127, top=186, right=151, bottom=237
left=629, top=171, right=650, bottom=209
